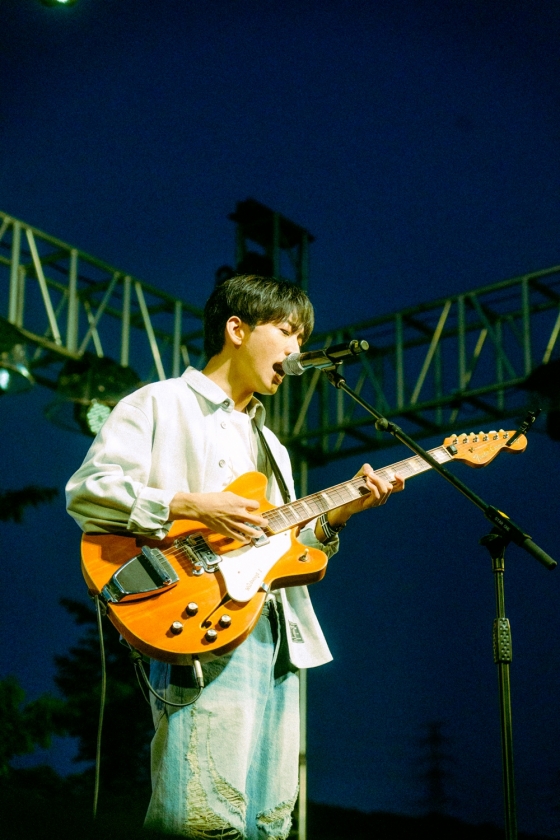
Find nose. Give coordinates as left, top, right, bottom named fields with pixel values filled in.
left=285, top=333, right=301, bottom=355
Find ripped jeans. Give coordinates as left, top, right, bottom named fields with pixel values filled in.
left=144, top=599, right=300, bottom=839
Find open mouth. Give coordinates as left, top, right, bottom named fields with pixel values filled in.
left=272, top=363, right=285, bottom=380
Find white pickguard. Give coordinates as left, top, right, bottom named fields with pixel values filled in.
left=217, top=531, right=293, bottom=602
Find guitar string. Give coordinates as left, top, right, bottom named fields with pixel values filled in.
left=160, top=445, right=452, bottom=557
left=143, top=436, right=507, bottom=560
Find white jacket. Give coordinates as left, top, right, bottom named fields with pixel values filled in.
left=66, top=367, right=335, bottom=668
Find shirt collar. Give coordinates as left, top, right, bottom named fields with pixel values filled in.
left=181, top=367, right=266, bottom=428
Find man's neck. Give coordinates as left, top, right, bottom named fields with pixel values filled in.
left=202, top=357, right=254, bottom=412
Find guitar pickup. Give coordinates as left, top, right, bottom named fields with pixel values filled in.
left=101, top=546, right=179, bottom=604
left=180, top=533, right=221, bottom=572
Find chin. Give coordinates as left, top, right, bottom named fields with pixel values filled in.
left=256, top=382, right=278, bottom=396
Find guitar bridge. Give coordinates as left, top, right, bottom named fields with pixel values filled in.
left=101, top=546, right=179, bottom=604
left=177, top=533, right=221, bottom=574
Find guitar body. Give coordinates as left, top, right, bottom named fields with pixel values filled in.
left=81, top=430, right=527, bottom=664
left=81, top=472, right=328, bottom=663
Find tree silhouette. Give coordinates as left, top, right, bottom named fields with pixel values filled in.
left=0, top=482, right=64, bottom=777
left=0, top=485, right=58, bottom=523
left=0, top=676, right=67, bottom=777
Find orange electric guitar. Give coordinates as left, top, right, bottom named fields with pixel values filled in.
left=81, top=429, right=526, bottom=663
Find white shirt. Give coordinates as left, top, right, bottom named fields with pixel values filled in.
left=66, top=367, right=336, bottom=668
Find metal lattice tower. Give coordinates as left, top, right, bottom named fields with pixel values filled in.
left=229, top=198, right=313, bottom=290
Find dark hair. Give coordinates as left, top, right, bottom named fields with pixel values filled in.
left=203, top=275, right=314, bottom=359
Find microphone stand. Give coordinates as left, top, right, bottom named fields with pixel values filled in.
left=321, top=363, right=556, bottom=840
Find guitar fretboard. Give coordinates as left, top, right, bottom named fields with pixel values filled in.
left=263, top=445, right=452, bottom=535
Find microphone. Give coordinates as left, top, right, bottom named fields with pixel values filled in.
left=282, top=339, right=369, bottom=376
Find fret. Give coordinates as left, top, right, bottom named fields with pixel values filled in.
left=291, top=500, right=314, bottom=520
left=272, top=509, right=292, bottom=528
left=296, top=499, right=315, bottom=518
left=431, top=446, right=452, bottom=464
left=303, top=493, right=329, bottom=514
left=262, top=444, right=455, bottom=534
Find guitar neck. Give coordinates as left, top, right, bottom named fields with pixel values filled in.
left=263, top=445, right=452, bottom=534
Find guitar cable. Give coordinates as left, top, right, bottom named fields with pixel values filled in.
left=93, top=594, right=106, bottom=820
left=128, top=646, right=205, bottom=708
left=91, top=596, right=205, bottom=821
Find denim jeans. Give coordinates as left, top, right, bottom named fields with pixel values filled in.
left=144, top=600, right=300, bottom=839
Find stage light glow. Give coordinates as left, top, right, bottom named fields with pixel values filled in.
left=46, top=353, right=141, bottom=436
left=39, top=0, right=78, bottom=7
left=0, top=319, right=34, bottom=395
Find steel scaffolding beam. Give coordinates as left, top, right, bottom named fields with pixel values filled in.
left=0, top=211, right=205, bottom=388
left=263, top=266, right=560, bottom=461
left=2, top=210, right=559, bottom=449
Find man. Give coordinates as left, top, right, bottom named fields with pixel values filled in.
left=66, top=275, right=404, bottom=839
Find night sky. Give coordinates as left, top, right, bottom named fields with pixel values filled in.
left=2, top=0, right=560, bottom=835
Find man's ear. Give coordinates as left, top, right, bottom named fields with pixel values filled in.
left=224, top=316, right=246, bottom=348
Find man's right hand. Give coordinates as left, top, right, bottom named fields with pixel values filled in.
left=168, top=491, right=267, bottom=543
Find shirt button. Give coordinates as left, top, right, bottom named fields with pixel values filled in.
left=221, top=421, right=227, bottom=429
left=222, top=400, right=230, bottom=409
left=218, top=459, right=226, bottom=468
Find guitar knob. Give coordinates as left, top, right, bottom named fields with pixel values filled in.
left=219, top=614, right=232, bottom=629
left=205, top=628, right=218, bottom=643
left=170, top=621, right=183, bottom=635
left=186, top=602, right=199, bottom=616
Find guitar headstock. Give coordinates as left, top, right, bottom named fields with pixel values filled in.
left=443, top=429, right=527, bottom=467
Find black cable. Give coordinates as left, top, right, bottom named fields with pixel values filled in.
left=128, top=646, right=204, bottom=708
left=91, top=597, right=204, bottom=822
left=93, top=595, right=107, bottom=820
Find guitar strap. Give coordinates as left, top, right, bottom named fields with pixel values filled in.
left=253, top=422, right=291, bottom=505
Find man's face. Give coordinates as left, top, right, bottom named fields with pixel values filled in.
left=237, top=318, right=305, bottom=396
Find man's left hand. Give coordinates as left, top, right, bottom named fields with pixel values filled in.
left=326, top=464, right=405, bottom=531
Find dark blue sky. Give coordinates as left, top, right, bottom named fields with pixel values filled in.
left=2, top=0, right=560, bottom=834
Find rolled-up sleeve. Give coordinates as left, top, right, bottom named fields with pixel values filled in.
left=65, top=401, right=175, bottom=538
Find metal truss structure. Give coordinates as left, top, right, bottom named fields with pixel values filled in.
left=1, top=209, right=559, bottom=453
left=264, top=266, right=560, bottom=465
left=0, top=211, right=205, bottom=393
